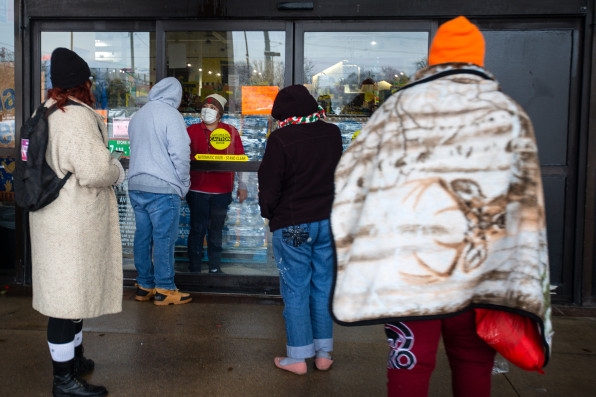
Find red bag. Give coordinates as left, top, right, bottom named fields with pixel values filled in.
left=474, top=308, right=545, bottom=374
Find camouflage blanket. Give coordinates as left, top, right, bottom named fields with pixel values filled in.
left=331, top=64, right=552, bottom=360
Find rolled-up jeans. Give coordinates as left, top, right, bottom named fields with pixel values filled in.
left=272, top=219, right=334, bottom=359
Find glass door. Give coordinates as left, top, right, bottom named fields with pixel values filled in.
left=295, top=21, right=432, bottom=149
left=160, top=21, right=292, bottom=288
left=39, top=27, right=156, bottom=280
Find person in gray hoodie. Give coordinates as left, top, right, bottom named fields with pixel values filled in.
left=127, top=77, right=192, bottom=305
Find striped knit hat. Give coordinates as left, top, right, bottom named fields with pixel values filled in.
left=203, top=94, right=227, bottom=116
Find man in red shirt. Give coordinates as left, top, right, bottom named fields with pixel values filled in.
left=186, top=94, right=248, bottom=274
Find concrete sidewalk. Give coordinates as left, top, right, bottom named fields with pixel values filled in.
left=1, top=287, right=595, bottom=396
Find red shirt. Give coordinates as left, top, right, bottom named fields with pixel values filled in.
left=187, top=121, right=245, bottom=194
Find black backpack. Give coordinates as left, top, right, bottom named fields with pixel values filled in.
left=13, top=101, right=73, bottom=211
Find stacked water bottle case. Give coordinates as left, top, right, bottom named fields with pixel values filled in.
left=178, top=113, right=367, bottom=264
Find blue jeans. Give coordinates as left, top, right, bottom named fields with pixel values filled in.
left=272, top=219, right=334, bottom=359
left=186, top=191, right=232, bottom=271
left=129, top=190, right=181, bottom=290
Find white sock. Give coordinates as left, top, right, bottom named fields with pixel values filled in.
left=48, top=341, right=75, bottom=362
left=74, top=330, right=83, bottom=348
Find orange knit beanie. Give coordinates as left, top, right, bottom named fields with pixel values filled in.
left=429, top=16, right=485, bottom=67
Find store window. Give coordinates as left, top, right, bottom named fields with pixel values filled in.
left=302, top=30, right=429, bottom=148
left=166, top=30, right=285, bottom=114
left=0, top=0, right=15, bottom=276
left=0, top=1, right=15, bottom=150
left=41, top=32, right=154, bottom=114
left=165, top=30, right=285, bottom=277
left=41, top=31, right=154, bottom=272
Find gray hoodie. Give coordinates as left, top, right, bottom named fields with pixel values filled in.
left=127, top=77, right=191, bottom=197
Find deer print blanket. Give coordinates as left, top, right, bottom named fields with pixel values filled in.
left=331, top=64, right=552, bottom=354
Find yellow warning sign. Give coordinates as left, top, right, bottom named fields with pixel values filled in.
left=209, top=128, right=232, bottom=150
left=194, top=154, right=249, bottom=161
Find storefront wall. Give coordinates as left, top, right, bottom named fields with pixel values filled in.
left=3, top=0, right=595, bottom=305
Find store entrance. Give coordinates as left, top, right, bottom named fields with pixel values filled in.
left=158, top=21, right=433, bottom=293
left=35, top=20, right=432, bottom=294
left=161, top=25, right=288, bottom=291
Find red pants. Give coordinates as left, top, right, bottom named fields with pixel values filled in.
left=385, top=310, right=495, bottom=397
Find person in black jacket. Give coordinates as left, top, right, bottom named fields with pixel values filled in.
left=258, top=85, right=343, bottom=375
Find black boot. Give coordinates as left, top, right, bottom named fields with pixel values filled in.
left=52, top=359, right=108, bottom=397
left=74, top=345, right=95, bottom=376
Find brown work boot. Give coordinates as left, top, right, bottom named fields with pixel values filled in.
left=135, top=284, right=156, bottom=302
left=153, top=288, right=192, bottom=306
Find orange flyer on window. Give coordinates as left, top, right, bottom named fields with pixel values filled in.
left=241, top=86, right=279, bottom=115
left=95, top=109, right=108, bottom=127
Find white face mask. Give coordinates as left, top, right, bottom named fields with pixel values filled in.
left=201, top=107, right=219, bottom=124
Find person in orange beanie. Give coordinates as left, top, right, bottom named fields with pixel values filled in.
left=331, top=15, right=551, bottom=397
left=428, top=15, right=485, bottom=66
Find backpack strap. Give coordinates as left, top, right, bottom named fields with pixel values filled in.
left=46, top=97, right=104, bottom=140
left=42, top=100, right=75, bottom=182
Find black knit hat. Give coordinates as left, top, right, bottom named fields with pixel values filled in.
left=271, top=85, right=318, bottom=120
left=50, top=48, right=91, bottom=89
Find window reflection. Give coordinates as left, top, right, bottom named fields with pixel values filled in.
left=41, top=32, right=154, bottom=146
left=42, top=32, right=153, bottom=104
left=166, top=31, right=285, bottom=114
left=0, top=2, right=16, bottom=278
left=0, top=53, right=14, bottom=149
left=0, top=15, right=15, bottom=150
left=302, top=31, right=428, bottom=149
left=303, top=31, right=428, bottom=117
